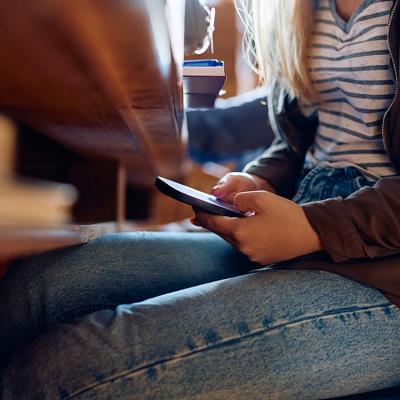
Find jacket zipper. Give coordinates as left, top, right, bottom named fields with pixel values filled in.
left=382, top=0, right=399, bottom=162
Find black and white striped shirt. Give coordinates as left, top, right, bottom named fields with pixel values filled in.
left=304, top=0, right=396, bottom=180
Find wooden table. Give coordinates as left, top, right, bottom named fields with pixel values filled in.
left=0, top=0, right=186, bottom=184
left=0, top=0, right=187, bottom=266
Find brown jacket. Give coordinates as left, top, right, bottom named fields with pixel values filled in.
left=244, top=0, right=400, bottom=307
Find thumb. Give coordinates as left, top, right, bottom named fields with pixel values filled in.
left=234, top=191, right=267, bottom=214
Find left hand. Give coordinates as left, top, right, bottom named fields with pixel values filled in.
left=192, top=191, right=323, bottom=265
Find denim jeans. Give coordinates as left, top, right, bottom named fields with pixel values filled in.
left=0, top=166, right=399, bottom=399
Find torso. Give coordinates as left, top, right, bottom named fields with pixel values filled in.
left=304, top=0, right=396, bottom=180
left=335, top=0, right=364, bottom=20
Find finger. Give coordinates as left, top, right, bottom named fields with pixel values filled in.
left=193, top=211, right=237, bottom=246
left=217, top=232, right=238, bottom=248
left=195, top=211, right=239, bottom=237
left=211, top=185, right=227, bottom=198
left=211, top=178, right=235, bottom=198
left=234, top=191, right=270, bottom=214
left=190, top=216, right=199, bottom=226
left=217, top=189, right=237, bottom=204
left=191, top=217, right=234, bottom=246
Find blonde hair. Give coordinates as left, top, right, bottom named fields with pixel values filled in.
left=235, top=0, right=316, bottom=111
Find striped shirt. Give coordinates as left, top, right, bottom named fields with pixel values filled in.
left=303, top=0, right=396, bottom=180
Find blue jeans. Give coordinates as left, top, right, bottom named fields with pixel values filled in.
left=1, top=166, right=400, bottom=399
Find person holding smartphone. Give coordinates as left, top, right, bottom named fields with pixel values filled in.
left=1, top=1, right=400, bottom=399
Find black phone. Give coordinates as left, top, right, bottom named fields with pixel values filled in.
left=155, top=176, right=246, bottom=218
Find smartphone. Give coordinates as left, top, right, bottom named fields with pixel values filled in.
left=155, top=176, right=246, bottom=218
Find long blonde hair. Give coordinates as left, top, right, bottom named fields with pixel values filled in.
left=235, top=0, right=315, bottom=111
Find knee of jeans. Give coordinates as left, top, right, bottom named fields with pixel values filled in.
left=0, top=257, right=49, bottom=315
left=0, top=248, right=77, bottom=318
left=0, top=257, right=54, bottom=356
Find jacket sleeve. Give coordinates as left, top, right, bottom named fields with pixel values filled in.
left=302, top=176, right=400, bottom=262
left=243, top=137, right=305, bottom=198
left=243, top=97, right=318, bottom=198
left=187, top=95, right=273, bottom=161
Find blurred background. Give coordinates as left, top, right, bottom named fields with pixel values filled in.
left=0, top=0, right=270, bottom=257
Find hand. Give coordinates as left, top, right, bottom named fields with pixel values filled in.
left=211, top=172, right=276, bottom=204
left=193, top=190, right=323, bottom=265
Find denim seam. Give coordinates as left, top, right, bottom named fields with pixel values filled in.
left=65, top=302, right=397, bottom=399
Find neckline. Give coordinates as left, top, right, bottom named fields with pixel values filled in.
left=328, top=0, right=375, bottom=33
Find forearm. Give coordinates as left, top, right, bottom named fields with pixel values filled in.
left=187, top=98, right=272, bottom=161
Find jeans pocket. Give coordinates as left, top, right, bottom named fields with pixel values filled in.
left=292, top=165, right=326, bottom=204
left=353, top=175, right=373, bottom=191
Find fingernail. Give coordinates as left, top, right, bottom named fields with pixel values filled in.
left=190, top=217, right=199, bottom=226
left=211, top=186, right=224, bottom=197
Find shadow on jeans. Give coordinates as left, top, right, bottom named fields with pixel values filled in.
left=330, top=385, right=400, bottom=400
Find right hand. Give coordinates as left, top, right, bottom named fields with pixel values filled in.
left=210, top=172, right=276, bottom=204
